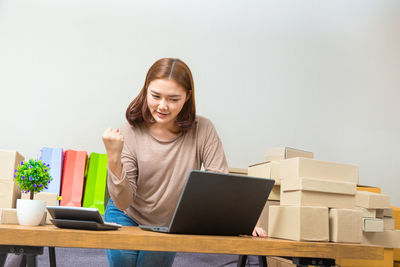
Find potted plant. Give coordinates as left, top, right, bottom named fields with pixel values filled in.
left=14, top=159, right=52, bottom=225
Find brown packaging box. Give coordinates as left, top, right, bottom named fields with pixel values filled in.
left=383, top=208, right=393, bottom=217
left=280, top=157, right=358, bottom=184
left=267, top=257, right=296, bottom=267
left=355, top=206, right=376, bottom=218
left=0, top=150, right=24, bottom=180
left=0, top=179, right=21, bottom=208
left=228, top=167, right=247, bottom=175
left=362, top=230, right=400, bottom=248
left=21, top=192, right=58, bottom=206
left=281, top=177, right=356, bottom=195
left=0, top=208, right=46, bottom=225
left=256, top=200, right=280, bottom=232
left=268, top=185, right=280, bottom=201
left=329, top=208, right=362, bottom=243
left=281, top=191, right=355, bottom=209
left=268, top=205, right=329, bottom=242
left=383, top=217, right=396, bottom=231
left=356, top=191, right=390, bottom=209
left=248, top=161, right=281, bottom=185
left=363, top=218, right=384, bottom=232
left=265, top=147, right=313, bottom=162
left=376, top=209, right=384, bottom=218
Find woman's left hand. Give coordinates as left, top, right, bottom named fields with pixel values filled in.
left=252, top=226, right=267, bottom=237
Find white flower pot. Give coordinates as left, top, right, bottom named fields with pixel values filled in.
left=16, top=199, right=46, bottom=226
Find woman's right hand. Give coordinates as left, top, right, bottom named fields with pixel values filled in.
left=102, top=128, right=124, bottom=162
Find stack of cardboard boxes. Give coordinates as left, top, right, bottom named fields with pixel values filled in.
left=0, top=150, right=57, bottom=225
left=248, top=147, right=400, bottom=266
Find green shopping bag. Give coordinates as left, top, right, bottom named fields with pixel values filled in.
left=82, top=153, right=108, bottom=214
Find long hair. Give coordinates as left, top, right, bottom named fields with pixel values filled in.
left=126, top=58, right=196, bottom=132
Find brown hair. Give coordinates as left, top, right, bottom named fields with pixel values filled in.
left=125, top=58, right=196, bottom=132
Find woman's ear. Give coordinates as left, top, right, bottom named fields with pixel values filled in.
left=185, top=91, right=191, bottom=102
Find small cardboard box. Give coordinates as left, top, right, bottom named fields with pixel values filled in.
left=0, top=179, right=20, bottom=208
left=355, top=206, right=376, bottom=218
left=383, top=208, right=393, bottom=217
left=248, top=161, right=281, bottom=185
left=383, top=217, right=395, bottom=231
left=280, top=157, right=358, bottom=184
left=267, top=257, right=296, bottom=267
left=0, top=208, right=46, bottom=225
left=280, top=190, right=355, bottom=209
left=268, top=185, right=280, bottom=201
left=337, top=248, right=394, bottom=267
left=394, top=248, right=400, bottom=261
left=21, top=192, right=58, bottom=206
left=256, top=200, right=280, bottom=232
left=363, top=218, right=384, bottom=232
left=228, top=167, right=247, bottom=175
left=0, top=150, right=24, bottom=180
left=265, top=147, right=313, bottom=162
left=376, top=209, right=384, bottom=218
left=329, top=208, right=362, bottom=243
left=268, top=205, right=329, bottom=242
left=356, top=191, right=390, bottom=209
left=281, top=177, right=356, bottom=195
left=362, top=230, right=400, bottom=248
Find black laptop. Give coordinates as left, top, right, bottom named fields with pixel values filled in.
left=47, top=206, right=122, bottom=230
left=139, top=170, right=275, bottom=236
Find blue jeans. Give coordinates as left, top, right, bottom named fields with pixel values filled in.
left=104, top=198, right=176, bottom=267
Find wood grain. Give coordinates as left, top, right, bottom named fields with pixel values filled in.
left=0, top=225, right=383, bottom=260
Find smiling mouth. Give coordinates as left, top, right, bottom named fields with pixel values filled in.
left=156, top=111, right=169, bottom=116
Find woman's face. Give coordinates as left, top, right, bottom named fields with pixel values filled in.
left=146, top=78, right=188, bottom=128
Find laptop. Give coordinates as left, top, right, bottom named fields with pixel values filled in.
left=47, top=206, right=122, bottom=230
left=139, top=170, right=275, bottom=236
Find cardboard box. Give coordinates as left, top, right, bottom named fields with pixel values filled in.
left=281, top=190, right=355, bottom=209
left=357, top=185, right=381, bottom=194
left=248, top=161, right=281, bottom=185
left=280, top=157, right=358, bottom=184
left=22, top=192, right=58, bottom=206
left=0, top=208, right=46, bottom=225
left=363, top=218, right=384, bottom=232
left=267, top=257, right=296, bottom=267
left=383, top=217, right=395, bottom=231
left=376, top=209, right=384, bottom=218
left=268, top=205, right=329, bottom=242
left=0, top=150, right=24, bottom=180
left=383, top=208, right=393, bottom=217
left=329, top=208, right=362, bottom=243
left=362, top=230, right=400, bottom=248
left=281, top=177, right=356, bottom=195
left=0, top=179, right=20, bottom=208
left=337, top=248, right=394, bottom=267
left=265, top=147, right=313, bottom=162
left=355, top=206, right=376, bottom=218
left=228, top=167, right=247, bottom=175
left=356, top=191, right=390, bottom=209
left=268, top=185, right=280, bottom=201
left=256, top=200, right=280, bottom=232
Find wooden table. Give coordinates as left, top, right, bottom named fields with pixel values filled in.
left=0, top=224, right=384, bottom=266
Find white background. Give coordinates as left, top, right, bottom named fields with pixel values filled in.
left=1, top=0, right=399, bottom=205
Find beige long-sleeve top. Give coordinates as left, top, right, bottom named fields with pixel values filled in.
left=107, top=115, right=229, bottom=226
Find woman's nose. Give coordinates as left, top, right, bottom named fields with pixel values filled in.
left=159, top=99, right=168, bottom=110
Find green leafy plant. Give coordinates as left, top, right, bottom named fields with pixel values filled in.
left=14, top=159, right=52, bottom=200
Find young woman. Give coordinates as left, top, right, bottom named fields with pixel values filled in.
left=102, top=58, right=265, bottom=267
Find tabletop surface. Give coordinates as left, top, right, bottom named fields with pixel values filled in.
left=0, top=224, right=384, bottom=260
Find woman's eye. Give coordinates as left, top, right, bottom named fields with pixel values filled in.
left=152, top=95, right=160, bottom=99
left=170, top=99, right=179, bottom=102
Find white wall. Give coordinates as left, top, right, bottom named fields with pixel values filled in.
left=1, top=0, right=399, bottom=205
